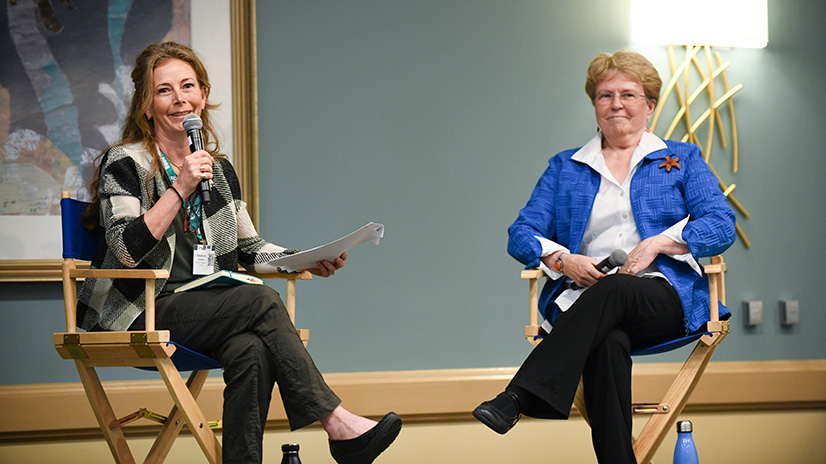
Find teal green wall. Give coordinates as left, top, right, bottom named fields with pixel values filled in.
left=1, top=0, right=824, bottom=385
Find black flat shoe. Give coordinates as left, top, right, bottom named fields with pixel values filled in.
left=329, top=412, right=402, bottom=464
left=472, top=391, right=521, bottom=434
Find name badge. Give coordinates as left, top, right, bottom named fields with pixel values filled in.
left=193, top=244, right=215, bottom=275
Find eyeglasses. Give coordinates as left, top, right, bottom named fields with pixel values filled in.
left=594, top=92, right=648, bottom=104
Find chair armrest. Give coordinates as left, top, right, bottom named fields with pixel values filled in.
left=521, top=269, right=545, bottom=280
left=64, top=266, right=168, bottom=332
left=522, top=257, right=729, bottom=345
left=703, top=255, right=727, bottom=275
left=248, top=270, right=313, bottom=281
left=58, top=191, right=170, bottom=334
left=70, top=268, right=170, bottom=279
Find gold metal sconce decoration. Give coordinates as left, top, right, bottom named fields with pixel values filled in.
left=650, top=45, right=751, bottom=248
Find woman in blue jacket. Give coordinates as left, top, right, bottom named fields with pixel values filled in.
left=473, top=50, right=735, bottom=463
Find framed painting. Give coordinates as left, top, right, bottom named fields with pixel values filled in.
left=0, top=0, right=258, bottom=281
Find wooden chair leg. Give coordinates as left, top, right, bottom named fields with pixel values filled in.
left=145, top=370, right=212, bottom=463
left=633, top=339, right=721, bottom=464
left=155, top=359, right=221, bottom=464
left=75, top=361, right=137, bottom=464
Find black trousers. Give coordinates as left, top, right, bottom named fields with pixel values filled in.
left=131, top=284, right=341, bottom=464
left=509, top=274, right=685, bottom=464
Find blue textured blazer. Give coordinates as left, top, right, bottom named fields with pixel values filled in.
left=508, top=138, right=735, bottom=334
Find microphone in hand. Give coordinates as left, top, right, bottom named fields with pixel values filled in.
left=595, top=249, right=627, bottom=273
left=183, top=113, right=210, bottom=204
left=571, top=249, right=627, bottom=290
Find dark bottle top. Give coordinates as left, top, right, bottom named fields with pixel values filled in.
left=281, top=443, right=302, bottom=464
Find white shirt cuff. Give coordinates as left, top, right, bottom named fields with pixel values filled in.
left=660, top=217, right=702, bottom=276
left=534, top=236, right=569, bottom=280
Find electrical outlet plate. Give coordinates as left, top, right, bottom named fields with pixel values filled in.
left=781, top=300, right=800, bottom=326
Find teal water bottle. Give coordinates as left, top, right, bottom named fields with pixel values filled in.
left=673, top=420, right=699, bottom=464
left=281, top=443, right=302, bottom=464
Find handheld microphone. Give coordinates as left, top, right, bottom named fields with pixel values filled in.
left=183, top=113, right=210, bottom=204
left=571, top=249, right=627, bottom=290
left=595, top=249, right=627, bottom=273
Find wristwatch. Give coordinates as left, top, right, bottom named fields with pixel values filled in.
left=554, top=252, right=566, bottom=272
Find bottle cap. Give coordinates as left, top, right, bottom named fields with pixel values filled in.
left=676, top=420, right=693, bottom=433
left=282, top=443, right=300, bottom=453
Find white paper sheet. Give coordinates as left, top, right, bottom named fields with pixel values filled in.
left=261, top=222, right=384, bottom=272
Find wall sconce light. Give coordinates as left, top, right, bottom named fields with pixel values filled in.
left=631, top=0, right=768, bottom=49
left=630, top=0, right=768, bottom=248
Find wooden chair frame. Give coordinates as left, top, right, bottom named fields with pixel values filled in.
left=522, top=256, right=729, bottom=464
left=54, top=193, right=312, bottom=464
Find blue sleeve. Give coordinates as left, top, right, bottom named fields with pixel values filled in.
left=677, top=145, right=737, bottom=258
left=507, top=155, right=566, bottom=269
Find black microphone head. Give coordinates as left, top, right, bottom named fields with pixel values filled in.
left=609, top=249, right=627, bottom=267
left=182, top=113, right=202, bottom=132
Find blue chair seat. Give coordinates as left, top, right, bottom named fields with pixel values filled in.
left=136, top=341, right=223, bottom=372
left=530, top=332, right=710, bottom=357
left=630, top=333, right=709, bottom=356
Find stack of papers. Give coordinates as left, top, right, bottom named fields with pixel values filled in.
left=263, top=222, right=384, bottom=272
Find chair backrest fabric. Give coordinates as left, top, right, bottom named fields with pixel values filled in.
left=61, top=197, right=99, bottom=260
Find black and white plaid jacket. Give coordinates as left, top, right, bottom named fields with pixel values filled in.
left=76, top=142, right=297, bottom=331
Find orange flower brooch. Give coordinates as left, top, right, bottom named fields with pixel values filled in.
left=659, top=156, right=681, bottom=172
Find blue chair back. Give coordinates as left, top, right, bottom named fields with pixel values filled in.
left=60, top=197, right=99, bottom=261
left=60, top=194, right=221, bottom=372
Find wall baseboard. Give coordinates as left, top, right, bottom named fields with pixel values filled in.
left=2, top=360, right=824, bottom=442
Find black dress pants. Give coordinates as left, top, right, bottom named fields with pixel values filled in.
left=131, top=284, right=341, bottom=464
left=509, top=274, right=685, bottom=464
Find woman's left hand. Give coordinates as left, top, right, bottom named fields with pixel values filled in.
left=619, top=235, right=688, bottom=275
left=307, top=252, right=347, bottom=277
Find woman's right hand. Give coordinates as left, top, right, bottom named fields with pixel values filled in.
left=145, top=150, right=213, bottom=240
left=543, top=252, right=604, bottom=288
left=174, top=149, right=214, bottom=196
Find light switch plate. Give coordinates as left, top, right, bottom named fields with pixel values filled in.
left=781, top=300, right=800, bottom=326
left=743, top=300, right=763, bottom=326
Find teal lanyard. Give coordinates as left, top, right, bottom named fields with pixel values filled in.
left=159, top=151, right=203, bottom=241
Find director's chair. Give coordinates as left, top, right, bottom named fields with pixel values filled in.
left=522, top=255, right=728, bottom=464
left=54, top=192, right=312, bottom=464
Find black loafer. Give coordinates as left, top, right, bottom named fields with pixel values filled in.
left=329, top=412, right=402, bottom=464
left=472, top=392, right=521, bottom=434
